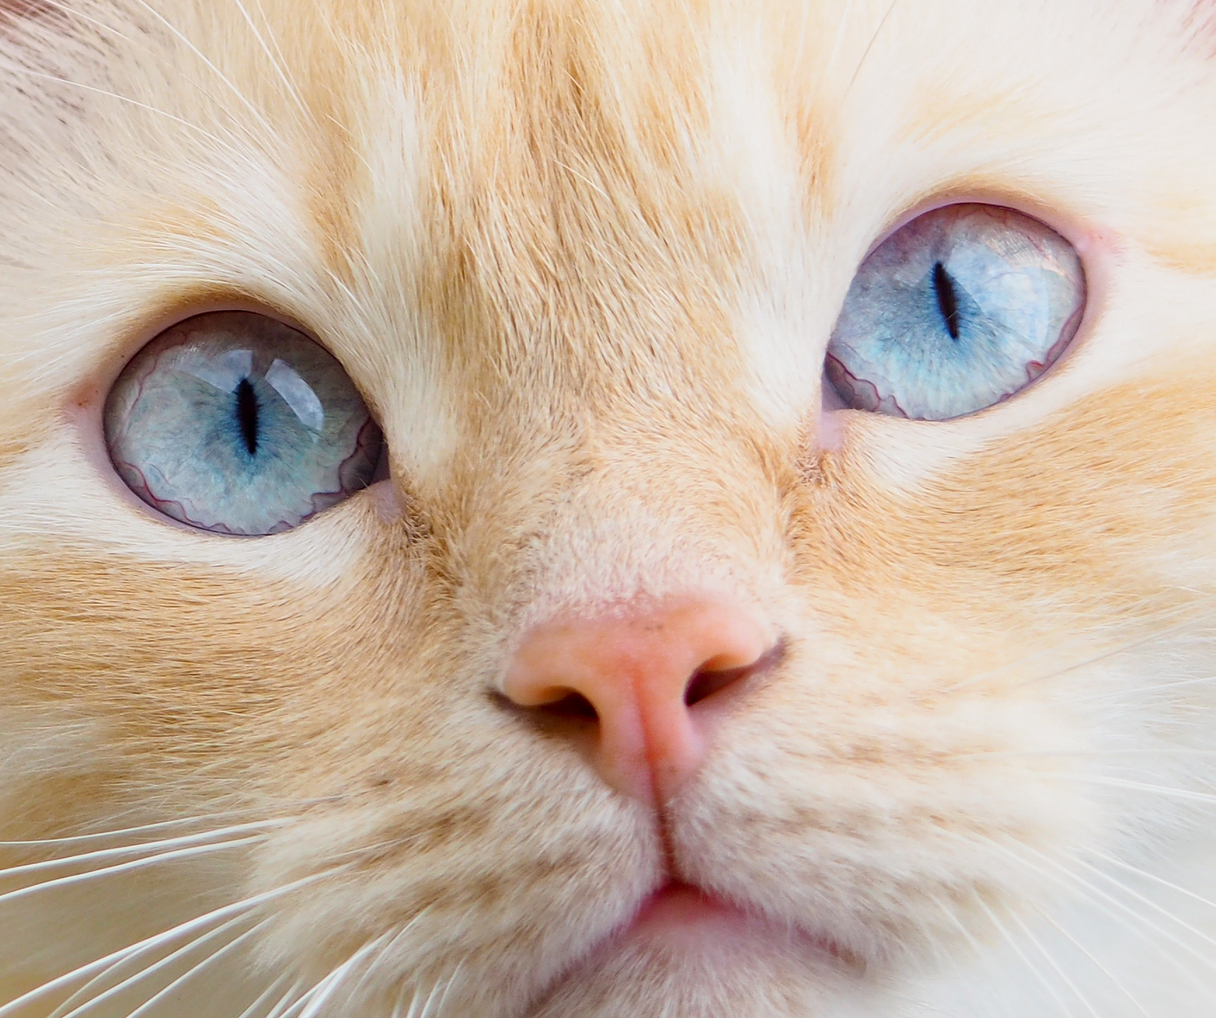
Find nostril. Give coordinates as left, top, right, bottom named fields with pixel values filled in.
left=683, top=637, right=788, bottom=707
left=538, top=690, right=599, bottom=721
left=683, top=665, right=744, bottom=706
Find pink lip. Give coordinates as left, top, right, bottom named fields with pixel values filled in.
left=623, top=882, right=860, bottom=970
left=629, top=882, right=743, bottom=934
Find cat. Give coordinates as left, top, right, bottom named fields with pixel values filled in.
left=1, top=0, right=1215, bottom=1015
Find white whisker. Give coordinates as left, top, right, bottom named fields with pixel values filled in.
left=825, top=0, right=856, bottom=74
left=1010, top=912, right=1101, bottom=1018
left=0, top=812, right=289, bottom=848
left=1038, top=912, right=1153, bottom=1018
left=48, top=909, right=250, bottom=1018
left=259, top=980, right=307, bottom=1018
left=50, top=911, right=261, bottom=1018
left=1069, top=674, right=1216, bottom=703
left=942, top=830, right=1214, bottom=995
left=978, top=898, right=1077, bottom=1018
left=0, top=836, right=263, bottom=906
left=949, top=748, right=1216, bottom=761
left=1051, top=775, right=1216, bottom=806
left=1002, top=842, right=1216, bottom=988
left=941, top=617, right=1206, bottom=695
left=0, top=820, right=282, bottom=877
left=234, top=975, right=294, bottom=1018
left=1089, top=850, right=1216, bottom=913
left=1074, top=857, right=1216, bottom=953
left=405, top=975, right=450, bottom=1018
left=430, top=961, right=464, bottom=1018
left=0, top=870, right=336, bottom=1017
left=296, top=932, right=396, bottom=1018
left=120, top=918, right=273, bottom=1018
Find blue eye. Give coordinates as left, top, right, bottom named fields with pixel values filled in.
left=826, top=204, right=1085, bottom=420
left=104, top=312, right=383, bottom=536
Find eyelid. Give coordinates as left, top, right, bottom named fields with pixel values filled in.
left=863, top=188, right=1094, bottom=263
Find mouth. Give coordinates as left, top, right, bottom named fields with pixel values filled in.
left=522, top=880, right=867, bottom=1017
left=617, top=881, right=862, bottom=972
left=626, top=881, right=745, bottom=941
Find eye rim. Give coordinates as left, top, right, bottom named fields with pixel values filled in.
left=81, top=303, right=390, bottom=539
left=823, top=192, right=1102, bottom=425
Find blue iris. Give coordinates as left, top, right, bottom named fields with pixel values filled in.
left=105, top=312, right=382, bottom=536
left=826, top=204, right=1086, bottom=420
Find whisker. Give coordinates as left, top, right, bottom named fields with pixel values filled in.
left=977, top=898, right=1076, bottom=1018
left=338, top=916, right=429, bottom=1009
left=1068, top=674, right=1216, bottom=703
left=50, top=911, right=263, bottom=1018
left=259, top=979, right=307, bottom=1018
left=1048, top=775, right=1216, bottom=806
left=0, top=870, right=337, bottom=1017
left=55, top=914, right=268, bottom=1016
left=234, top=975, right=295, bottom=1018
left=1004, top=842, right=1216, bottom=985
left=226, top=0, right=308, bottom=116
left=1088, top=850, right=1216, bottom=914
left=942, top=830, right=1214, bottom=995
left=825, top=0, right=857, bottom=74
left=298, top=932, right=396, bottom=1018
left=1038, top=912, right=1153, bottom=1018
left=0, top=812, right=289, bottom=848
left=948, top=748, right=1216, bottom=761
left=0, top=820, right=285, bottom=876
left=1010, top=912, right=1101, bottom=1018
left=0, top=836, right=264, bottom=906
left=48, top=910, right=256, bottom=1018
left=1074, top=856, right=1216, bottom=954
left=430, top=961, right=464, bottom=1018
left=404, top=974, right=452, bottom=1018
left=121, top=918, right=273, bottom=1018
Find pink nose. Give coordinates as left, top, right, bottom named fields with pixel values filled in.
left=501, top=597, right=777, bottom=804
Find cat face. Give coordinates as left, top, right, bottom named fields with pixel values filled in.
left=2, top=0, right=1216, bottom=1015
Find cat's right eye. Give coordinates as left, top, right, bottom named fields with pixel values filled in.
left=103, top=311, right=383, bottom=536
left=825, top=203, right=1086, bottom=420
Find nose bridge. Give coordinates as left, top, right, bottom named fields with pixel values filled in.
left=440, top=385, right=784, bottom=602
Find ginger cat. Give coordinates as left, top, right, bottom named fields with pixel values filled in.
left=1, top=1, right=1215, bottom=1016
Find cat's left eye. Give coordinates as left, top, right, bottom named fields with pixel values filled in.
left=104, top=312, right=382, bottom=536
left=825, top=203, right=1086, bottom=420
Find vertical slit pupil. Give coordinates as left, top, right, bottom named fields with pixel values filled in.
left=932, top=261, right=961, bottom=340
left=235, top=377, right=259, bottom=455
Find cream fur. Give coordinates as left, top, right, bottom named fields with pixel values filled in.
left=1, top=0, right=1215, bottom=1015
